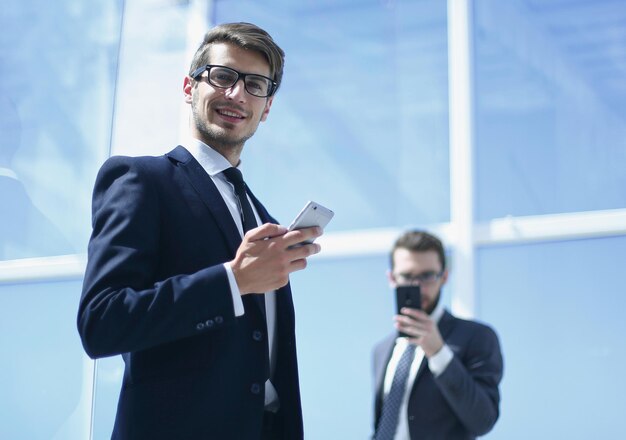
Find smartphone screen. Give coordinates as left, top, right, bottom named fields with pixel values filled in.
left=395, top=285, right=421, bottom=337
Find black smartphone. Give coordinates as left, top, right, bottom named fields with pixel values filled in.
left=395, top=285, right=421, bottom=337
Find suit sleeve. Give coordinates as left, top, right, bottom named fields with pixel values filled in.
left=77, top=157, right=235, bottom=359
left=433, top=325, right=503, bottom=436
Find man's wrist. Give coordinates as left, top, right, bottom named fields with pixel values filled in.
left=224, top=263, right=245, bottom=316
left=428, top=344, right=453, bottom=377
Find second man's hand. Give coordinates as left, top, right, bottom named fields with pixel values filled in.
left=229, top=223, right=322, bottom=295
left=394, top=308, right=445, bottom=358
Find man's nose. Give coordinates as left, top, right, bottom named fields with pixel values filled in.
left=225, top=79, right=246, bottom=101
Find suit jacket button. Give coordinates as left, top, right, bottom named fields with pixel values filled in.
left=215, top=316, right=224, bottom=324
left=252, top=330, right=263, bottom=341
left=408, top=415, right=415, bottom=421
left=196, top=322, right=205, bottom=331
left=205, top=319, right=214, bottom=328
left=250, top=383, right=262, bottom=394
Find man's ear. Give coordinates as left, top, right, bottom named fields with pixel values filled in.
left=260, top=96, right=274, bottom=122
left=440, top=269, right=449, bottom=286
left=183, top=76, right=194, bottom=104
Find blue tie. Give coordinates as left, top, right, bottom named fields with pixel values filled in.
left=375, top=344, right=416, bottom=440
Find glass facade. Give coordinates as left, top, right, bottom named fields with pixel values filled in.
left=474, top=0, right=626, bottom=220
left=478, top=236, right=626, bottom=439
left=0, top=0, right=123, bottom=260
left=0, top=281, right=91, bottom=440
left=215, top=0, right=451, bottom=229
left=1, top=0, right=625, bottom=438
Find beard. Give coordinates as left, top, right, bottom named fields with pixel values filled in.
left=191, top=93, right=257, bottom=151
left=424, top=290, right=442, bottom=315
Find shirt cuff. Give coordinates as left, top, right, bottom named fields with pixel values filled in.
left=428, top=344, right=454, bottom=377
left=224, top=263, right=244, bottom=317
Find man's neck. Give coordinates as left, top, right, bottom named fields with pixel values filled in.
left=189, top=134, right=243, bottom=167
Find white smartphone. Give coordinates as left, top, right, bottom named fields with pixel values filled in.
left=287, top=201, right=334, bottom=245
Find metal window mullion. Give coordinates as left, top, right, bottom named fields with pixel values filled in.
left=447, top=0, right=476, bottom=319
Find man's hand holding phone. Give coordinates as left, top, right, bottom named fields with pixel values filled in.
left=230, top=223, right=322, bottom=294
left=287, top=201, right=334, bottom=246
left=230, top=201, right=333, bottom=295
left=394, top=287, right=444, bottom=357
left=395, top=285, right=422, bottom=338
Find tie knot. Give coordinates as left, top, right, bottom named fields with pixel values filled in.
left=222, top=167, right=245, bottom=187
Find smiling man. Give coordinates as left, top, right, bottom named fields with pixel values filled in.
left=78, top=23, right=321, bottom=440
left=372, top=230, right=504, bottom=440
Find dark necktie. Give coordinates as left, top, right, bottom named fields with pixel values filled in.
left=375, top=344, right=416, bottom=440
left=222, top=167, right=258, bottom=234
left=222, top=167, right=265, bottom=314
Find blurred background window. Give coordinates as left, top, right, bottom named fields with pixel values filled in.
left=1, top=1, right=624, bottom=439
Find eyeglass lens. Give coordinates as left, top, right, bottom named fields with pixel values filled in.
left=208, top=66, right=271, bottom=97
left=398, top=271, right=441, bottom=284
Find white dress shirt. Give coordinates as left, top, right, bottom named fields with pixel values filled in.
left=382, top=301, right=454, bottom=440
left=185, top=139, right=279, bottom=410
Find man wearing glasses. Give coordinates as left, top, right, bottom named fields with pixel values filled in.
left=78, top=23, right=321, bottom=439
left=372, top=230, right=503, bottom=440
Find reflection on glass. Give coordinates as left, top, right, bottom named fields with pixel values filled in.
left=478, top=236, right=626, bottom=439
left=92, top=356, right=125, bottom=440
left=474, top=0, right=626, bottom=220
left=215, top=1, right=451, bottom=229
left=0, top=94, right=74, bottom=260
left=0, top=1, right=123, bottom=261
left=0, top=281, right=92, bottom=440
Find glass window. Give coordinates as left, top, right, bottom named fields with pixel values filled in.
left=0, top=280, right=91, bottom=440
left=0, top=1, right=123, bottom=260
left=291, top=254, right=391, bottom=437
left=474, top=0, right=626, bottom=220
left=477, top=236, right=626, bottom=439
left=214, top=0, right=451, bottom=230
left=290, top=251, right=453, bottom=437
left=92, top=357, right=124, bottom=440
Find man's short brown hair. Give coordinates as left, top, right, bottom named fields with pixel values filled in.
left=390, top=230, right=446, bottom=271
left=189, top=22, right=285, bottom=93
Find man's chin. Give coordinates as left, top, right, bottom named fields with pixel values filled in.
left=198, top=128, right=248, bottom=150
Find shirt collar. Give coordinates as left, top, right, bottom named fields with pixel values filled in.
left=184, top=138, right=238, bottom=177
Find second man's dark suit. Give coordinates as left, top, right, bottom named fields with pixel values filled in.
left=78, top=145, right=303, bottom=439
left=373, top=310, right=503, bottom=440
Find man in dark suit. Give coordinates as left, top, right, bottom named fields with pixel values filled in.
left=77, top=23, right=322, bottom=439
left=372, top=230, right=503, bottom=440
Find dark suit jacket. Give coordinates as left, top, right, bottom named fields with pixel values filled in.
left=77, top=146, right=303, bottom=439
left=373, top=310, right=503, bottom=440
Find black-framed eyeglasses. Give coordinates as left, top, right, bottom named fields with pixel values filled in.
left=394, top=270, right=444, bottom=285
left=190, top=64, right=277, bottom=98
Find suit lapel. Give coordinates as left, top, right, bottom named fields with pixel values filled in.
left=374, top=334, right=396, bottom=411
left=167, top=146, right=281, bottom=319
left=166, top=146, right=241, bottom=255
